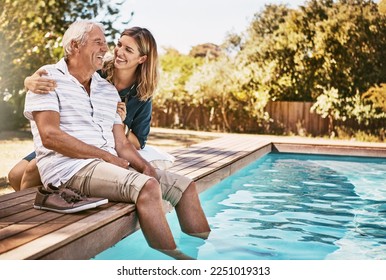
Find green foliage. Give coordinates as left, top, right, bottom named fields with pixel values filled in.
left=155, top=47, right=271, bottom=132
left=235, top=0, right=385, bottom=135
left=361, top=83, right=386, bottom=115
left=0, top=0, right=127, bottom=130
left=335, top=126, right=385, bottom=142
left=185, top=57, right=237, bottom=131
left=237, top=0, right=386, bottom=105
left=379, top=0, right=386, bottom=14
left=157, top=48, right=203, bottom=104
left=311, top=87, right=342, bottom=120
left=154, top=48, right=205, bottom=128
left=311, top=84, right=385, bottom=133
left=154, top=0, right=384, bottom=138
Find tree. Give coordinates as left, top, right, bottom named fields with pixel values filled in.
left=0, top=0, right=128, bottom=130
left=307, top=0, right=386, bottom=132
left=154, top=48, right=204, bottom=128
left=379, top=0, right=386, bottom=14
left=189, top=43, right=222, bottom=59
left=235, top=4, right=302, bottom=101
left=361, top=84, right=386, bottom=116
left=234, top=0, right=385, bottom=135
left=182, top=53, right=271, bottom=132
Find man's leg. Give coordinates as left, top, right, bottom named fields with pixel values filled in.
left=135, top=179, right=195, bottom=259
left=175, top=182, right=211, bottom=239
left=64, top=161, right=194, bottom=259
left=155, top=170, right=211, bottom=239
left=135, top=177, right=176, bottom=249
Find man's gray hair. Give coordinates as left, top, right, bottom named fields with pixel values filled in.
left=62, top=20, right=105, bottom=58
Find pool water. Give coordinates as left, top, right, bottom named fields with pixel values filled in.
left=94, top=152, right=386, bottom=260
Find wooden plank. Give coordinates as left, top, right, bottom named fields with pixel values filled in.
left=0, top=209, right=90, bottom=254
left=186, top=140, right=270, bottom=180
left=0, top=198, right=35, bottom=221
left=182, top=138, right=269, bottom=173
left=272, top=143, right=386, bottom=158
left=40, top=211, right=139, bottom=259
left=264, top=101, right=331, bottom=136
left=171, top=149, right=231, bottom=173
left=0, top=192, right=35, bottom=211
left=170, top=136, right=240, bottom=158
left=170, top=136, right=259, bottom=174
left=0, top=208, right=46, bottom=227
left=0, top=188, right=36, bottom=203
left=0, top=211, right=63, bottom=242
left=287, top=101, right=296, bottom=133
left=0, top=202, right=135, bottom=260
left=195, top=144, right=272, bottom=192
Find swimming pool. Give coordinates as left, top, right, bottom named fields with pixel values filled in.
left=94, top=152, right=386, bottom=260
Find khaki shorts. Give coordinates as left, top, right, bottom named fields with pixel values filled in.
left=62, top=160, right=192, bottom=207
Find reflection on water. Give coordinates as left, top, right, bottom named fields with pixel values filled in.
left=94, top=153, right=386, bottom=260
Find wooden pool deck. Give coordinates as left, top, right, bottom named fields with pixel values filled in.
left=1, top=135, right=385, bottom=260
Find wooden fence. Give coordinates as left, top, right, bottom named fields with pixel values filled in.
left=265, top=101, right=329, bottom=136
left=152, top=101, right=330, bottom=136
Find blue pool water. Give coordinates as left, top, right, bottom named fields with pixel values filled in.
left=94, top=152, right=386, bottom=260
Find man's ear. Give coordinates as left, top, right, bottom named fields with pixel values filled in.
left=139, top=55, right=147, bottom=64
left=71, top=40, right=80, bottom=52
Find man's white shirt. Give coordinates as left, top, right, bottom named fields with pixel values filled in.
left=24, top=58, right=122, bottom=187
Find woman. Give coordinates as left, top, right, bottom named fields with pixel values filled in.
left=8, top=27, right=175, bottom=191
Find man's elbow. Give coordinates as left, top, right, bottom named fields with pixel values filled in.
left=40, top=128, right=60, bottom=150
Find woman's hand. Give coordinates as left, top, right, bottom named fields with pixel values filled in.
left=25, top=69, right=56, bottom=94
left=117, top=101, right=127, bottom=121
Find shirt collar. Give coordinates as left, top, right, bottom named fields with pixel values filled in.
left=55, top=58, right=69, bottom=75
left=55, top=58, right=103, bottom=85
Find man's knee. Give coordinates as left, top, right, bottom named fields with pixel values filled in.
left=137, top=178, right=162, bottom=205
left=183, top=181, right=198, bottom=197
left=175, top=181, right=201, bottom=210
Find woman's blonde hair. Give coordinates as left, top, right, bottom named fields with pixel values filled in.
left=103, top=27, right=159, bottom=101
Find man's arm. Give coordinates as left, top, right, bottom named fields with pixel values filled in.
left=33, top=110, right=129, bottom=169
left=113, top=123, right=157, bottom=177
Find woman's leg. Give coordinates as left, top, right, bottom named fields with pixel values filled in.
left=8, top=159, right=29, bottom=191
left=20, top=159, right=42, bottom=190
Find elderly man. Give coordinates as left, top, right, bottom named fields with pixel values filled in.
left=24, top=20, right=210, bottom=259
